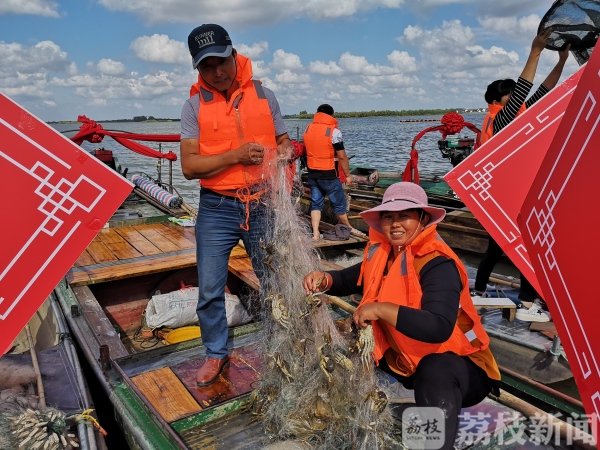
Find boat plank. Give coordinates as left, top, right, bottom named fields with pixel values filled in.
left=97, top=228, right=143, bottom=260
left=67, top=248, right=196, bottom=286
left=86, top=236, right=119, bottom=264
left=228, top=250, right=260, bottom=291
left=133, top=223, right=182, bottom=253
left=230, top=244, right=249, bottom=260
left=72, top=285, right=129, bottom=358
left=113, top=226, right=163, bottom=256
left=178, top=225, right=197, bottom=244
left=158, top=222, right=197, bottom=249
left=131, top=366, right=202, bottom=422
left=171, top=358, right=243, bottom=409
left=73, top=249, right=96, bottom=267
left=178, top=411, right=263, bottom=449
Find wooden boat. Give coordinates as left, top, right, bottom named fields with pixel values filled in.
left=49, top=121, right=588, bottom=449
left=297, top=113, right=493, bottom=256
left=1, top=295, right=104, bottom=449
left=53, top=221, right=588, bottom=449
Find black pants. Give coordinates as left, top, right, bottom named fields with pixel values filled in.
left=474, top=236, right=540, bottom=302
left=381, top=352, right=493, bottom=450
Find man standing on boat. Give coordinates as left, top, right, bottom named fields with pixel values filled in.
left=180, top=24, right=293, bottom=386
left=303, top=104, right=357, bottom=240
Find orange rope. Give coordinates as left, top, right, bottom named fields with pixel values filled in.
left=235, top=186, right=268, bottom=231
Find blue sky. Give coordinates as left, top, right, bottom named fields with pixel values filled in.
left=0, top=0, right=579, bottom=121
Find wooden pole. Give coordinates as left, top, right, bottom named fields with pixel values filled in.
left=326, top=295, right=356, bottom=314
left=489, top=273, right=521, bottom=289
left=25, top=322, right=46, bottom=408
left=490, top=389, right=597, bottom=450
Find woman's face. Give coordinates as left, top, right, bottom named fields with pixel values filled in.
left=498, top=93, right=511, bottom=106
left=380, top=209, right=426, bottom=249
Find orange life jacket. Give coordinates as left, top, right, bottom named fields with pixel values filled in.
left=190, top=54, right=277, bottom=191
left=358, top=226, right=500, bottom=380
left=480, top=102, right=526, bottom=144
left=303, top=112, right=337, bottom=171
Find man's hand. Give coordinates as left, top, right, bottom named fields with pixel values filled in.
left=346, top=174, right=354, bottom=185
left=277, top=141, right=294, bottom=162
left=238, top=142, right=265, bottom=166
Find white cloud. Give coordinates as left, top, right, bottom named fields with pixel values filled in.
left=309, top=60, right=344, bottom=76
left=237, top=42, right=268, bottom=60
left=478, top=14, right=541, bottom=43
left=96, top=59, right=126, bottom=76
left=130, top=34, right=189, bottom=65
left=98, top=0, right=406, bottom=25
left=271, top=49, right=303, bottom=71
left=251, top=59, right=271, bottom=78
left=387, top=50, right=417, bottom=72
left=0, top=0, right=59, bottom=17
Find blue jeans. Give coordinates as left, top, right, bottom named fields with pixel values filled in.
left=195, top=188, right=271, bottom=359
left=308, top=177, right=347, bottom=215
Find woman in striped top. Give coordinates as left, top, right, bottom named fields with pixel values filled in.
left=473, top=28, right=570, bottom=322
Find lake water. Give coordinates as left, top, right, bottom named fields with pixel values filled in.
left=52, top=114, right=485, bottom=206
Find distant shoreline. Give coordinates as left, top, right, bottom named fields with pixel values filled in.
left=48, top=109, right=484, bottom=124
left=48, top=118, right=181, bottom=125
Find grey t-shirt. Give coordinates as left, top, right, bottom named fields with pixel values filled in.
left=180, top=86, right=288, bottom=140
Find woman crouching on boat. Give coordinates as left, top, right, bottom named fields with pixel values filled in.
left=303, top=182, right=500, bottom=449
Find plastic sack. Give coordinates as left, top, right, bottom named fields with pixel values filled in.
left=145, top=288, right=252, bottom=329
left=145, top=287, right=198, bottom=329
left=168, top=216, right=196, bottom=227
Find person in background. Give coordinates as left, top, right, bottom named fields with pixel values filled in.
left=473, top=28, right=570, bottom=323
left=180, top=23, right=293, bottom=386
left=303, top=182, right=500, bottom=450
left=303, top=104, right=364, bottom=240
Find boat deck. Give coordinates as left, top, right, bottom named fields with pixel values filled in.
left=68, top=216, right=364, bottom=288
left=112, top=321, right=523, bottom=450
left=67, top=222, right=197, bottom=286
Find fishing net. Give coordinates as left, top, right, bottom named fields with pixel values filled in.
left=245, top=152, right=400, bottom=449
left=0, top=399, right=78, bottom=449
left=539, top=0, right=600, bottom=65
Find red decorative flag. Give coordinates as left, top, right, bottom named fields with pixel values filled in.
left=444, top=67, right=583, bottom=294
left=0, top=94, right=133, bottom=353
left=518, top=45, right=600, bottom=442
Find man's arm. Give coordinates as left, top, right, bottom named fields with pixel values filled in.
left=336, top=149, right=352, bottom=183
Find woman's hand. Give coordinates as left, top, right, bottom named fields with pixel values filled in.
left=558, top=43, right=571, bottom=64
left=353, top=303, right=380, bottom=328
left=531, top=28, right=552, bottom=54
left=302, top=271, right=328, bottom=294
left=353, top=302, right=400, bottom=329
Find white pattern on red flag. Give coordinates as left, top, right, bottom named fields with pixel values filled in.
left=0, top=93, right=133, bottom=353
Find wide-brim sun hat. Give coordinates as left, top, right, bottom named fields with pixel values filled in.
left=360, top=182, right=446, bottom=234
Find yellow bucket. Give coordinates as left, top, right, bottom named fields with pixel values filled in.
left=163, top=326, right=201, bottom=345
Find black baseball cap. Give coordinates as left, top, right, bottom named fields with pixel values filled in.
left=188, top=24, right=233, bottom=69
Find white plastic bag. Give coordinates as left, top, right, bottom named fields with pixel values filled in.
left=225, top=292, right=252, bottom=327
left=145, top=287, right=198, bottom=329
left=145, top=288, right=252, bottom=328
